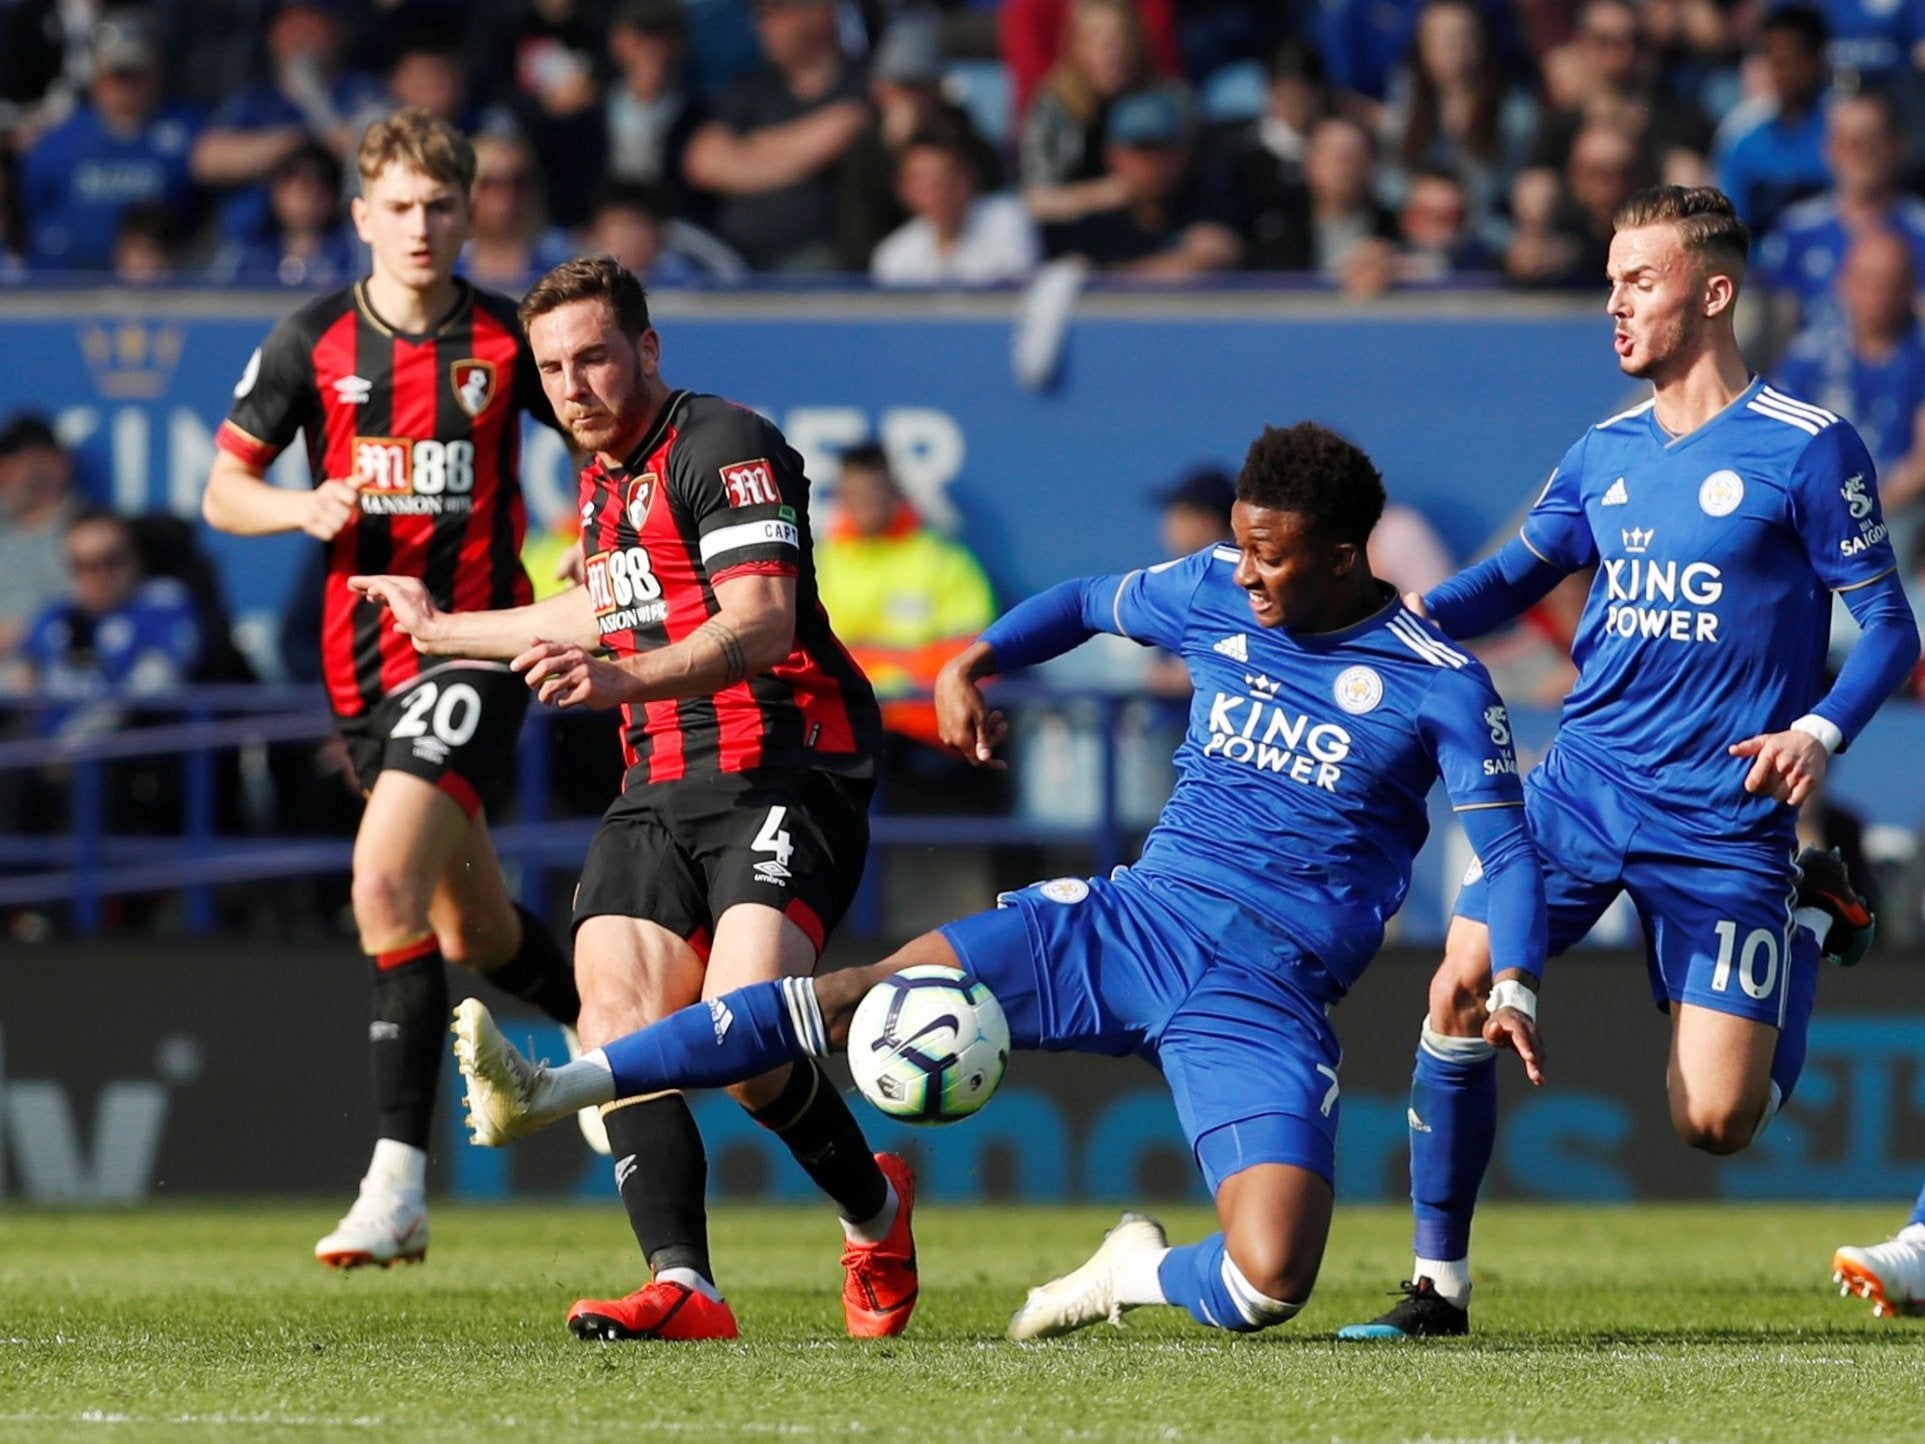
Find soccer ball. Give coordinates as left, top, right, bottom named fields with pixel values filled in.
left=846, top=965, right=1010, bottom=1125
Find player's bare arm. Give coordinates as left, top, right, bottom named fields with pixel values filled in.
left=513, top=572, right=795, bottom=709
left=1727, top=728, right=1829, bottom=807
left=933, top=639, right=1009, bottom=769
left=203, top=451, right=361, bottom=540
left=350, top=575, right=599, bottom=658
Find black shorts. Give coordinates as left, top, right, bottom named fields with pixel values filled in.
left=573, top=768, right=874, bottom=958
left=338, top=662, right=529, bottom=820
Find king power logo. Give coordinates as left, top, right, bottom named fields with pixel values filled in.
left=0, top=1021, right=197, bottom=1202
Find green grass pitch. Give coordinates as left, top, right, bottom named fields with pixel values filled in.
left=1, top=1201, right=1920, bottom=1441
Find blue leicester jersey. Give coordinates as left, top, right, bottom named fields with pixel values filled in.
left=1521, top=377, right=1895, bottom=832
left=1095, top=546, right=1525, bottom=989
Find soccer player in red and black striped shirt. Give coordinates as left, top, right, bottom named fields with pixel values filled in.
left=352, top=257, right=915, bottom=1343
left=202, top=110, right=583, bottom=1271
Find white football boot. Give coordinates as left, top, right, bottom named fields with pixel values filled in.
left=1007, top=1213, right=1168, bottom=1340
left=452, top=997, right=573, bottom=1145
left=1833, top=1224, right=1925, bottom=1318
left=562, top=1023, right=611, bottom=1156
left=314, top=1183, right=428, bottom=1270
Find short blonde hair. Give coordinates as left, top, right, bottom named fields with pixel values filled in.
left=1614, top=185, right=1750, bottom=284
left=357, top=107, right=475, bottom=193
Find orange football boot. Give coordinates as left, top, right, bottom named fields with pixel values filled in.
left=566, top=1280, right=740, bottom=1341
left=841, top=1152, right=919, bottom=1338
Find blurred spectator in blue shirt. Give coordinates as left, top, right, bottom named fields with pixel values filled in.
left=15, top=509, right=202, bottom=730
left=22, top=11, right=204, bottom=272
left=684, top=0, right=870, bottom=272
left=1775, top=228, right=1925, bottom=558
left=1804, top=0, right=1925, bottom=79
left=599, top=0, right=708, bottom=221
left=188, top=0, right=376, bottom=247
left=1377, top=0, right=1537, bottom=253
left=1754, top=91, right=1925, bottom=352
left=210, top=139, right=357, bottom=287
left=1044, top=84, right=1240, bottom=275
left=1713, top=4, right=1833, bottom=234
left=1019, top=0, right=1159, bottom=229
left=459, top=130, right=576, bottom=293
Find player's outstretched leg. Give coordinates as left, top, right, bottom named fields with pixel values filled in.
left=1833, top=1177, right=1925, bottom=1319
left=1009, top=1163, right=1324, bottom=1339
left=1340, top=928, right=1491, bottom=1339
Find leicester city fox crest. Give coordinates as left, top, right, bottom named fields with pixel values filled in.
left=450, top=359, right=496, bottom=418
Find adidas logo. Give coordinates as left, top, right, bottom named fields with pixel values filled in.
left=333, top=374, right=372, bottom=406
left=707, top=997, right=734, bottom=1044
left=1602, top=477, right=1628, bottom=506
left=1213, top=634, right=1249, bottom=662
left=1622, top=526, right=1654, bottom=554
left=1408, top=1108, right=1433, bottom=1134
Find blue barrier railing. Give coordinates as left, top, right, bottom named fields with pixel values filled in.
left=0, top=682, right=1140, bottom=938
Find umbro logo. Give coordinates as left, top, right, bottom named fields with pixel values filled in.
left=708, top=997, right=734, bottom=1044
left=1602, top=477, right=1628, bottom=506
left=333, top=374, right=373, bottom=406
left=1213, top=634, right=1249, bottom=662
left=1622, top=526, right=1654, bottom=554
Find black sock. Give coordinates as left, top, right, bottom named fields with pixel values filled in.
left=480, top=904, right=580, bottom=1026
left=603, top=1094, right=713, bottom=1281
left=752, top=1057, right=887, bottom=1224
left=369, top=939, right=449, bottom=1151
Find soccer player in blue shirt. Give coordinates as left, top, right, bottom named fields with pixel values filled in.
left=1340, top=185, right=1921, bottom=1341
left=445, top=420, right=1552, bottom=1338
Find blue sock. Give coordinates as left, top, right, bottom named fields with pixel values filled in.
left=600, top=977, right=827, bottom=1099
left=1768, top=925, right=1822, bottom=1109
left=1158, top=1235, right=1259, bottom=1333
left=1409, top=1026, right=1498, bottom=1263
left=1908, top=1176, right=1925, bottom=1231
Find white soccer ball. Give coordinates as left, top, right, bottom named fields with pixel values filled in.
left=846, top=965, right=1010, bottom=1125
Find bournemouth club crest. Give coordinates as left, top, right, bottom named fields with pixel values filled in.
left=626, top=473, right=659, bottom=531
left=450, top=359, right=496, bottom=417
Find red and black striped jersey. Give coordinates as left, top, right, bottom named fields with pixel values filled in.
left=214, top=280, right=554, bottom=718
left=580, top=389, right=880, bottom=783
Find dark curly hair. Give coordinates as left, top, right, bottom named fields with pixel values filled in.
left=1235, top=422, right=1385, bottom=548
left=520, top=255, right=652, bottom=338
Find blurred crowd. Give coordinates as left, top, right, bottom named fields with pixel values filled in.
left=0, top=0, right=1918, bottom=301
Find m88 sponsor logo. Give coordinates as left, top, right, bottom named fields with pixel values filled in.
left=353, top=436, right=476, bottom=514
left=586, top=546, right=667, bottom=633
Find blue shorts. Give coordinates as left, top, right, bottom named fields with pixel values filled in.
left=939, top=867, right=1343, bottom=1193
left=1457, top=743, right=1799, bottom=1026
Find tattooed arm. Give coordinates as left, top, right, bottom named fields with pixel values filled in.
left=512, top=573, right=797, bottom=709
